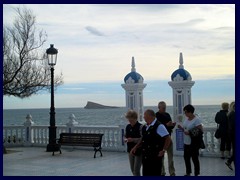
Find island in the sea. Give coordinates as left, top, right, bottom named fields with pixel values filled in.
left=84, top=101, right=120, bottom=109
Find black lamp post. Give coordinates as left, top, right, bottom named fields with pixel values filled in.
left=46, top=44, right=59, bottom=153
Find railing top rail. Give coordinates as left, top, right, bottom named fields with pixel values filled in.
left=3, top=125, right=25, bottom=128
left=3, top=125, right=120, bottom=128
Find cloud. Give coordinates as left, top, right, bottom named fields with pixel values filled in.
left=85, top=26, right=104, bottom=36
left=180, top=18, right=205, bottom=26
left=3, top=4, right=234, bottom=87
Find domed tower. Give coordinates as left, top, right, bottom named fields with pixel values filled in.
left=168, top=52, right=195, bottom=153
left=121, top=57, right=147, bottom=122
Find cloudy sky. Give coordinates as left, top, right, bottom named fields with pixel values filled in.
left=3, top=4, right=235, bottom=109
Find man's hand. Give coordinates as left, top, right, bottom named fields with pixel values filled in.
left=130, top=147, right=137, bottom=156
left=178, top=124, right=183, bottom=130
left=127, top=138, right=133, bottom=142
left=166, top=121, right=176, bottom=127
left=158, top=150, right=165, bottom=157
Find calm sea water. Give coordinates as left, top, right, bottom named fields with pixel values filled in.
left=3, top=105, right=220, bottom=127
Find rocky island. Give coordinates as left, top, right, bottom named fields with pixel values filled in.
left=84, top=101, right=120, bottom=109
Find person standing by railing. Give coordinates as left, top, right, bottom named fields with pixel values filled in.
left=156, top=101, right=176, bottom=176
left=124, top=110, right=143, bottom=176
left=215, top=102, right=231, bottom=159
left=178, top=104, right=203, bottom=176
left=225, top=101, right=235, bottom=171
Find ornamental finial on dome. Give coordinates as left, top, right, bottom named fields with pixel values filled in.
left=179, top=52, right=184, bottom=69
left=131, top=56, right=136, bottom=72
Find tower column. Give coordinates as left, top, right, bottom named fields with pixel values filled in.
left=121, top=57, right=146, bottom=122
left=168, top=53, right=195, bottom=155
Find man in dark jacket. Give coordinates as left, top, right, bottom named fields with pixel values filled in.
left=131, top=109, right=171, bottom=176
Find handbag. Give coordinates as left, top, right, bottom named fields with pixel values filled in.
left=189, top=127, right=205, bottom=149
left=214, top=124, right=221, bottom=139
left=200, top=138, right=206, bottom=149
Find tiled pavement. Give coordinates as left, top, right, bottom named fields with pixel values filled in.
left=3, top=147, right=235, bottom=176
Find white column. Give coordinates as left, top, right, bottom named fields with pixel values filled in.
left=23, top=114, right=34, bottom=146
left=66, top=114, right=78, bottom=133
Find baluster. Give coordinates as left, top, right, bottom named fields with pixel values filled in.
left=35, top=128, right=38, bottom=144
left=15, top=129, right=18, bottom=144
left=211, top=131, right=216, bottom=153
left=109, top=130, right=113, bottom=147
left=40, top=128, right=43, bottom=144
left=10, top=129, right=13, bottom=145
left=104, top=129, right=108, bottom=147
left=44, top=128, right=48, bottom=144
left=113, top=130, right=118, bottom=148
left=202, top=132, right=207, bottom=153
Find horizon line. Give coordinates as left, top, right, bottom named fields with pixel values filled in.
left=3, top=104, right=221, bottom=110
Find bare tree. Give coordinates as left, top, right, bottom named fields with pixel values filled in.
left=3, top=7, right=63, bottom=98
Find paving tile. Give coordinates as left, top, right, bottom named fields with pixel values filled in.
left=3, top=147, right=235, bottom=176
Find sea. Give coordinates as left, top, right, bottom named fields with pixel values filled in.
left=3, top=105, right=220, bottom=127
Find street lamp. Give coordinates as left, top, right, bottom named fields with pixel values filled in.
left=46, top=44, right=59, bottom=153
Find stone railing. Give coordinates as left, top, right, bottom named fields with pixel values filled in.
left=3, top=114, right=221, bottom=157
left=3, top=114, right=126, bottom=152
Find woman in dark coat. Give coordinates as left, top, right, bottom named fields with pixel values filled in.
left=215, top=102, right=231, bottom=159
left=225, top=101, right=235, bottom=170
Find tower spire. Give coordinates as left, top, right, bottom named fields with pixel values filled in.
left=179, top=52, right=184, bottom=69
left=131, top=56, right=136, bottom=72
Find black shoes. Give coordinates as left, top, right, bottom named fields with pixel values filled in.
left=225, top=161, right=233, bottom=171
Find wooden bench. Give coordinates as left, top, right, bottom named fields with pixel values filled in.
left=56, top=133, right=104, bottom=158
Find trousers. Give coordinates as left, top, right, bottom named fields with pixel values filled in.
left=184, top=144, right=200, bottom=175
left=142, top=156, right=163, bottom=176
left=128, top=153, right=142, bottom=176
left=161, top=141, right=176, bottom=176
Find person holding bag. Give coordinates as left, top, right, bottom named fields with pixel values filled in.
left=178, top=104, right=203, bottom=176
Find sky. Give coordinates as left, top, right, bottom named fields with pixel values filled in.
left=3, top=4, right=235, bottom=109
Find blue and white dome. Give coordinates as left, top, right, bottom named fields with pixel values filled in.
left=171, top=53, right=192, bottom=81
left=124, top=57, right=144, bottom=84
left=171, top=69, right=191, bottom=81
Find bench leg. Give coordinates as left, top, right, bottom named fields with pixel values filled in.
left=94, top=147, right=103, bottom=158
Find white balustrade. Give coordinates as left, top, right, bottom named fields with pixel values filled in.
left=3, top=114, right=222, bottom=157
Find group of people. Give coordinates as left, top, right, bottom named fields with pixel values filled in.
left=215, top=101, right=235, bottom=171
left=124, top=101, right=205, bottom=176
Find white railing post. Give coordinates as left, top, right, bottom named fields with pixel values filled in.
left=23, top=114, right=34, bottom=146
left=66, top=114, right=78, bottom=133
left=118, top=115, right=128, bottom=152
